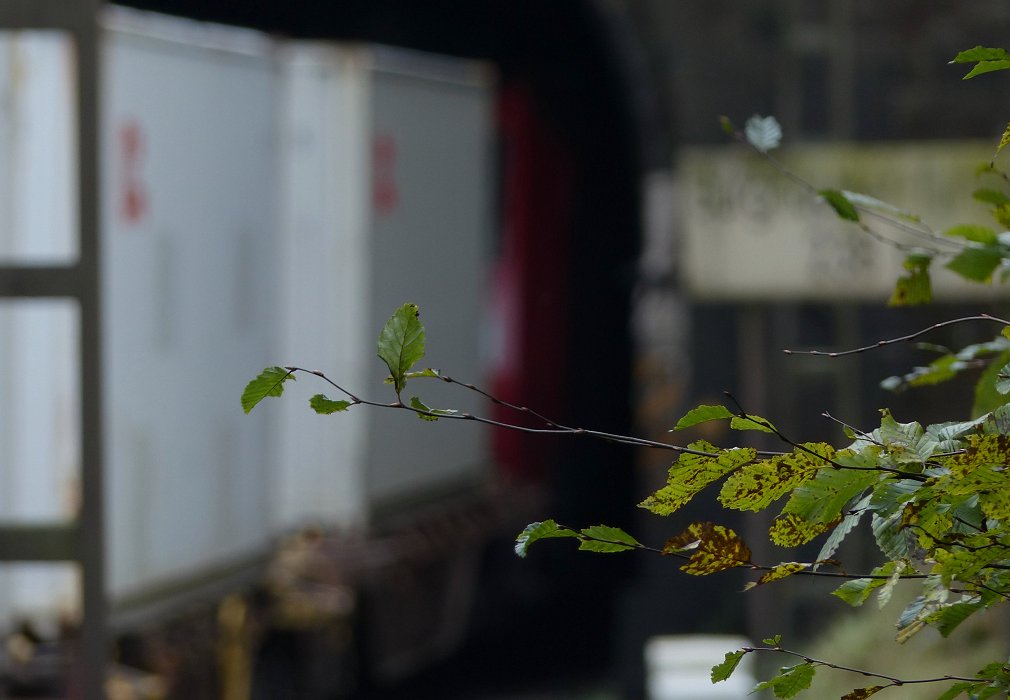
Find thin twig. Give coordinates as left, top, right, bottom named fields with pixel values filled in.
left=285, top=366, right=791, bottom=459
left=743, top=645, right=984, bottom=687
left=783, top=314, right=1010, bottom=357
left=821, top=411, right=881, bottom=444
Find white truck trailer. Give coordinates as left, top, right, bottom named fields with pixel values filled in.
left=0, top=7, right=494, bottom=692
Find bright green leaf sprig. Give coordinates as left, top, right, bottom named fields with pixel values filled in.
left=951, top=46, right=1010, bottom=81
left=242, top=303, right=457, bottom=422
left=514, top=520, right=642, bottom=557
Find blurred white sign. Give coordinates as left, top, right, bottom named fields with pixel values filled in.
left=680, top=141, right=1010, bottom=302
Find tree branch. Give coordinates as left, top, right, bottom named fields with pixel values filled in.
left=782, top=314, right=1010, bottom=357
left=742, top=644, right=984, bottom=687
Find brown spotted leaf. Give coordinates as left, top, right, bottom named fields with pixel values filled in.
left=665, top=522, right=752, bottom=575
left=718, top=443, right=834, bottom=512
left=841, top=686, right=884, bottom=700
left=944, top=434, right=1010, bottom=477
left=938, top=434, right=1010, bottom=520
left=769, top=513, right=841, bottom=547
left=639, top=443, right=756, bottom=516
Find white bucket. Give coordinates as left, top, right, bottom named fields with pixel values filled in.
left=645, top=635, right=755, bottom=699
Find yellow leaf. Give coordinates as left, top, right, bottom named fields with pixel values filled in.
left=752, top=561, right=812, bottom=587
left=996, top=121, right=1010, bottom=158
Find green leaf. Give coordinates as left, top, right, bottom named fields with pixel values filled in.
left=514, top=520, right=578, bottom=558
left=578, top=525, right=641, bottom=553
left=816, top=494, right=870, bottom=566
left=639, top=443, right=756, bottom=516
left=974, top=350, right=1010, bottom=416
left=377, top=303, right=426, bottom=397
left=729, top=414, right=776, bottom=433
left=777, top=459, right=881, bottom=527
left=408, top=395, right=457, bottom=421
left=718, top=115, right=736, bottom=136
left=832, top=577, right=881, bottom=607
left=953, top=47, right=1010, bottom=79
left=975, top=661, right=1010, bottom=682
left=840, top=190, right=921, bottom=222
left=308, top=394, right=351, bottom=414
left=877, top=410, right=937, bottom=465
left=983, top=403, right=1010, bottom=433
left=711, top=650, right=746, bottom=683
left=946, top=246, right=1004, bottom=282
left=989, top=202, right=1010, bottom=226
left=672, top=404, right=734, bottom=430
left=832, top=562, right=902, bottom=606
left=926, top=598, right=985, bottom=637
left=869, top=478, right=920, bottom=518
left=819, top=189, right=860, bottom=222
left=762, top=635, right=782, bottom=646
left=972, top=188, right=1010, bottom=207
left=927, top=416, right=986, bottom=452
left=880, top=353, right=960, bottom=392
left=241, top=366, right=295, bottom=413
left=951, top=46, right=1010, bottom=64
left=875, top=559, right=907, bottom=609
left=996, top=361, right=1010, bottom=394
left=936, top=681, right=984, bottom=700
left=872, top=511, right=916, bottom=561
left=889, top=254, right=932, bottom=306
left=963, top=59, right=1010, bottom=80
left=945, top=223, right=998, bottom=244
left=752, top=663, right=815, bottom=699
left=997, top=122, right=1010, bottom=159
left=743, top=114, right=781, bottom=152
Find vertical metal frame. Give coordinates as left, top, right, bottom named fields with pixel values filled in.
left=0, top=2, right=106, bottom=698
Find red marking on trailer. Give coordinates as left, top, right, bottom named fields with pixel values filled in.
left=119, top=120, right=148, bottom=225
left=372, top=133, right=399, bottom=215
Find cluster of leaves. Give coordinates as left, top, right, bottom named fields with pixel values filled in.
left=525, top=46, right=1010, bottom=699
left=242, top=46, right=1010, bottom=700
left=246, top=301, right=1010, bottom=699
left=541, top=400, right=1010, bottom=698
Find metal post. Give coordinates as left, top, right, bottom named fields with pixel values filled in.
left=75, top=3, right=108, bottom=698
left=0, top=2, right=107, bottom=698
left=738, top=306, right=780, bottom=641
